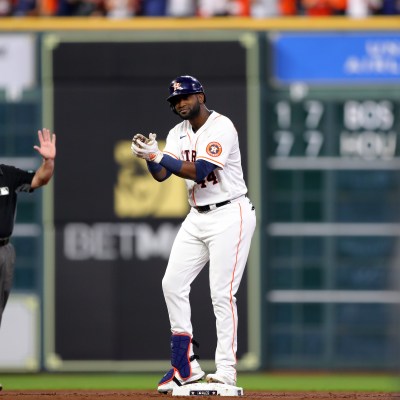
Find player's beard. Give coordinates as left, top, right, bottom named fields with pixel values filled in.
left=177, top=100, right=201, bottom=120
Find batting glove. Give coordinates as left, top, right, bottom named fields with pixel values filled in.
left=131, top=133, right=148, bottom=157
left=131, top=133, right=164, bottom=163
left=138, top=133, right=163, bottom=163
left=132, top=133, right=149, bottom=144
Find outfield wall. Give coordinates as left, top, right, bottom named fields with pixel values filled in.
left=0, top=17, right=399, bottom=372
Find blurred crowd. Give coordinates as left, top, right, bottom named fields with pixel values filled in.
left=0, top=0, right=398, bottom=18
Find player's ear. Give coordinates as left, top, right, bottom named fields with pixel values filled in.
left=198, top=93, right=205, bottom=104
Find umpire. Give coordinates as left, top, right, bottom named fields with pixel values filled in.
left=0, top=128, right=56, bottom=332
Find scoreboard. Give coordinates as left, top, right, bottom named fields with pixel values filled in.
left=267, top=93, right=399, bottom=162
left=261, top=33, right=400, bottom=369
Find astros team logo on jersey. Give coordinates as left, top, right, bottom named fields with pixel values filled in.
left=206, top=142, right=222, bottom=157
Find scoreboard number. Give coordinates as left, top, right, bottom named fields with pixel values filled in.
left=304, top=100, right=324, bottom=129
left=272, top=98, right=397, bottom=159
left=273, top=100, right=325, bottom=157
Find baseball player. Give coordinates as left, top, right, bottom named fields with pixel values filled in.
left=131, top=75, right=256, bottom=393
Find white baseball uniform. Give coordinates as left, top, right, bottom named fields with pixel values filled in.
left=161, top=111, right=256, bottom=382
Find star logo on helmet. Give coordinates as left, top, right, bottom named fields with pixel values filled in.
left=206, top=142, right=222, bottom=157
left=173, top=82, right=183, bottom=91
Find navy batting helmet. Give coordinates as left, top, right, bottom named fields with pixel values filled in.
left=167, top=75, right=206, bottom=103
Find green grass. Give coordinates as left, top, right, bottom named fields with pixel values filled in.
left=0, top=373, right=399, bottom=392
left=237, top=373, right=399, bottom=392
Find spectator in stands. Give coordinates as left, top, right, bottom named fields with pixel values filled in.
left=329, top=0, right=346, bottom=14
left=12, top=0, right=39, bottom=15
left=12, top=0, right=60, bottom=15
left=234, top=0, right=251, bottom=15
left=105, top=0, right=139, bottom=17
left=39, top=0, right=58, bottom=15
left=300, top=0, right=346, bottom=15
left=346, top=0, right=368, bottom=16
left=251, top=0, right=279, bottom=17
left=380, top=0, right=400, bottom=14
left=167, top=0, right=196, bottom=16
left=197, top=0, right=232, bottom=16
left=0, top=0, right=12, bottom=15
left=134, top=0, right=193, bottom=16
left=278, top=0, right=297, bottom=15
left=56, top=0, right=106, bottom=16
left=369, top=0, right=400, bottom=14
left=141, top=0, right=166, bottom=15
left=197, top=0, right=251, bottom=16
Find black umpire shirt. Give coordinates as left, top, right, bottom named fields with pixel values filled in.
left=0, top=164, right=35, bottom=238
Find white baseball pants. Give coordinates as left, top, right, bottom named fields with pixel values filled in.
left=162, top=195, right=256, bottom=377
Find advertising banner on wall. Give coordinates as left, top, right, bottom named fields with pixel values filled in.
left=271, top=33, right=400, bottom=84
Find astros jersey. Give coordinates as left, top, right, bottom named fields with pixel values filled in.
left=163, top=111, right=247, bottom=207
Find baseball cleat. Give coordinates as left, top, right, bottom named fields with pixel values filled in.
left=157, top=365, right=205, bottom=394
left=206, top=373, right=236, bottom=387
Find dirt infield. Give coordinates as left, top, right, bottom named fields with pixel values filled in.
left=0, top=391, right=399, bottom=399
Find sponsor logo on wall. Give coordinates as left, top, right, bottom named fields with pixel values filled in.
left=62, top=140, right=189, bottom=261
left=114, top=140, right=189, bottom=218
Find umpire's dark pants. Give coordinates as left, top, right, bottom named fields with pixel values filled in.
left=0, top=243, right=15, bottom=328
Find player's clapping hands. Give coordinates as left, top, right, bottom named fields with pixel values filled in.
left=131, top=133, right=163, bottom=163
